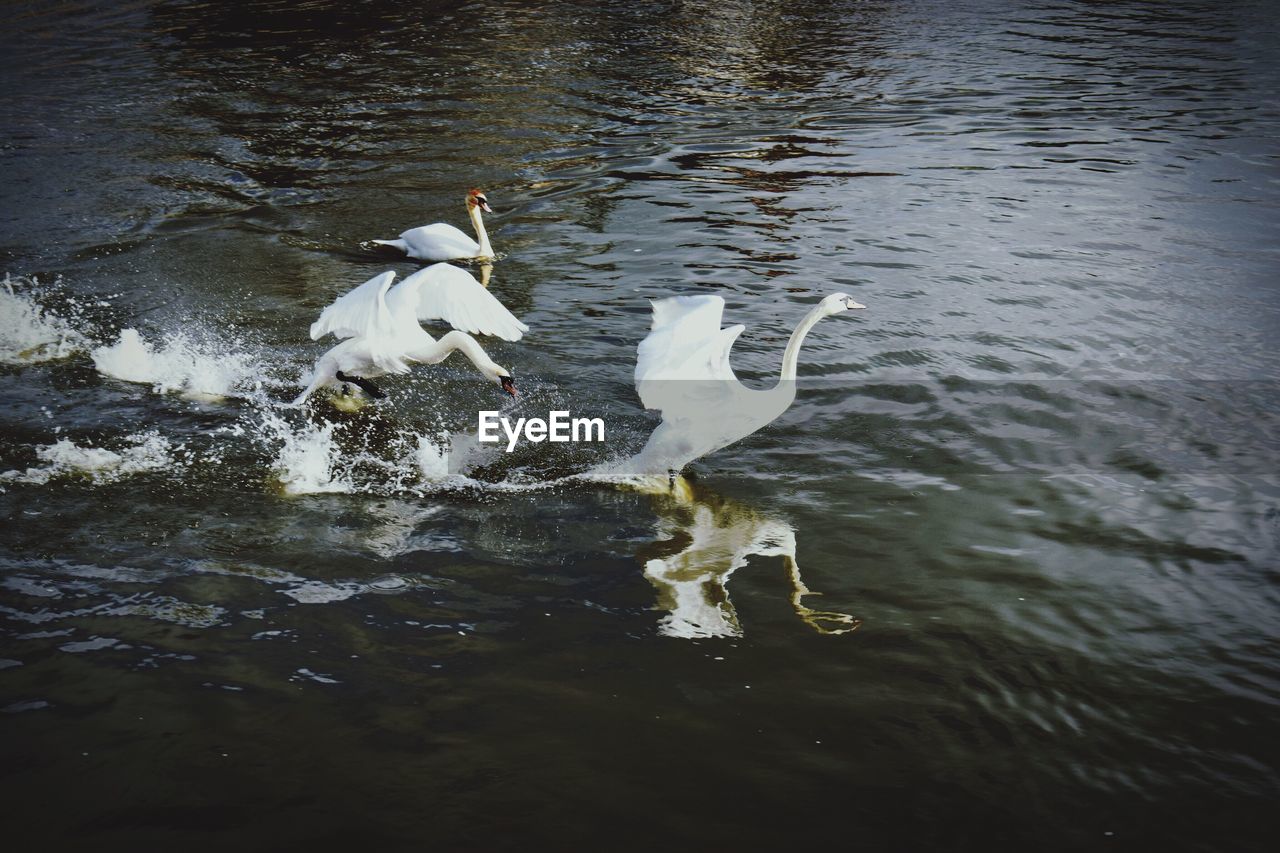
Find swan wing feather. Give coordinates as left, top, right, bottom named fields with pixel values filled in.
left=391, top=263, right=528, bottom=342
left=398, top=223, right=479, bottom=260
left=309, top=271, right=397, bottom=342
left=636, top=295, right=743, bottom=413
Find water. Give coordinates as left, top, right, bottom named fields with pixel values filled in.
left=2, top=0, right=1278, bottom=848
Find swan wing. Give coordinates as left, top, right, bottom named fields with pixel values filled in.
left=309, top=271, right=397, bottom=342
left=390, top=263, right=528, bottom=342
left=636, top=295, right=741, bottom=382
left=399, top=224, right=479, bottom=260
left=635, top=295, right=742, bottom=412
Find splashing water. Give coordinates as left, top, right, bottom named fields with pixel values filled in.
left=0, top=275, right=86, bottom=364
left=415, top=435, right=449, bottom=481
left=92, top=328, right=255, bottom=399
left=1, top=432, right=174, bottom=485
left=259, top=408, right=352, bottom=496
left=0, top=269, right=612, bottom=498
left=259, top=408, right=474, bottom=497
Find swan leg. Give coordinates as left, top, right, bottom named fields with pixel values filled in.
left=336, top=370, right=386, bottom=399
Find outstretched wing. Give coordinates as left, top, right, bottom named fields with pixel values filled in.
left=389, top=263, right=528, bottom=342
left=635, top=295, right=743, bottom=413
left=310, top=271, right=397, bottom=341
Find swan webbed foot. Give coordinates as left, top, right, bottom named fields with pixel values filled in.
left=335, top=370, right=386, bottom=400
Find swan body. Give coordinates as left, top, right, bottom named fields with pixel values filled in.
left=621, top=292, right=865, bottom=476
left=372, top=188, right=495, bottom=261
left=290, top=264, right=526, bottom=406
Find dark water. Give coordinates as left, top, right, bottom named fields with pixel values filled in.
left=2, top=0, right=1278, bottom=849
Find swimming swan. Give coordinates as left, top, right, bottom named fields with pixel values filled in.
left=371, top=188, right=495, bottom=261
left=290, top=264, right=527, bottom=406
left=621, top=292, right=866, bottom=478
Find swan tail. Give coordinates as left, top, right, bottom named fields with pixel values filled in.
left=288, top=387, right=315, bottom=408
left=289, top=383, right=321, bottom=408
left=290, top=362, right=337, bottom=407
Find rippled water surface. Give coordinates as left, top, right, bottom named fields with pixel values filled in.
left=2, top=1, right=1278, bottom=849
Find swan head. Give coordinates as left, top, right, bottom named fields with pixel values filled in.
left=820, top=292, right=867, bottom=316
left=467, top=188, right=492, bottom=214
left=482, top=364, right=516, bottom=397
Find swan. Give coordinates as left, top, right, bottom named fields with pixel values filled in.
left=619, top=292, right=866, bottom=478
left=290, top=263, right=527, bottom=407
left=371, top=188, right=495, bottom=262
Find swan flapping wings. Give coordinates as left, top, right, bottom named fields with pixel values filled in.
left=308, top=264, right=527, bottom=377
left=617, top=290, right=865, bottom=477
left=311, top=264, right=527, bottom=345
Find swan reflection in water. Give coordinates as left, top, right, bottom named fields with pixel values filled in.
left=637, top=478, right=859, bottom=639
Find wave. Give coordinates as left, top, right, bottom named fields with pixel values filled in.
left=1, top=432, right=174, bottom=485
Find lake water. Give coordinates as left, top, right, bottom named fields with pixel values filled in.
left=1, top=1, right=1278, bottom=849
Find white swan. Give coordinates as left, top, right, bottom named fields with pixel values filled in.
left=371, top=188, right=495, bottom=261
left=621, top=292, right=865, bottom=477
left=290, top=263, right=527, bottom=406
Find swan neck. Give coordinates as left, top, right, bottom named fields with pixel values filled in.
left=446, top=330, right=499, bottom=373
left=779, top=305, right=826, bottom=383
left=468, top=204, right=493, bottom=258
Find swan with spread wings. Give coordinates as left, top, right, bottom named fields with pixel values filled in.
left=618, top=292, right=865, bottom=478
left=290, top=263, right=526, bottom=406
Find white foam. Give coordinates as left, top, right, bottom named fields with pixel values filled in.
left=414, top=434, right=450, bottom=480
left=260, top=409, right=352, bottom=495
left=92, top=328, right=254, bottom=399
left=1, top=432, right=174, bottom=485
left=0, top=275, right=85, bottom=364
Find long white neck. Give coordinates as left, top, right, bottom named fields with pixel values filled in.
left=779, top=304, right=828, bottom=383
left=438, top=330, right=500, bottom=375
left=468, top=203, right=493, bottom=258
